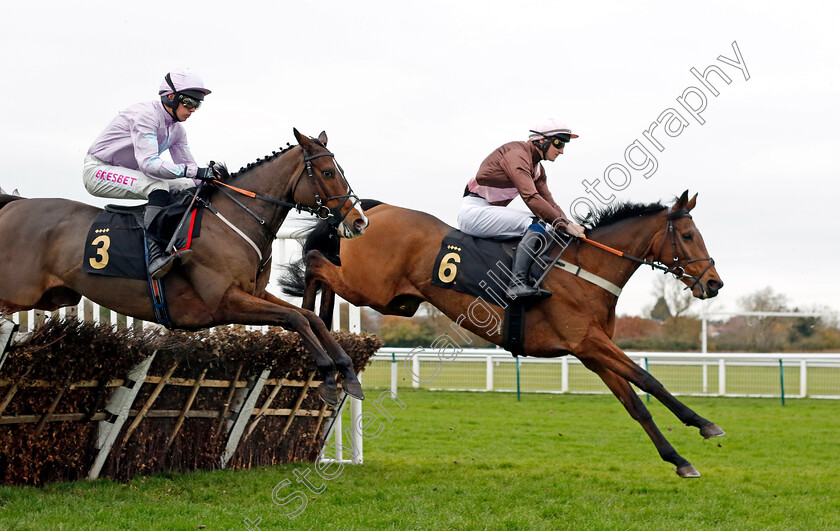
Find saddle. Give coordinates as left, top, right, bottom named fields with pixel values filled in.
left=431, top=230, right=573, bottom=356
left=82, top=192, right=203, bottom=280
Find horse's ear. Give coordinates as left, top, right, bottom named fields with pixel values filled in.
left=673, top=190, right=689, bottom=211
left=318, top=131, right=328, bottom=146
left=686, top=193, right=698, bottom=212
left=293, top=128, right=304, bottom=145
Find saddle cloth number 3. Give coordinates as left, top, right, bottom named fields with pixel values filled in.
left=89, top=235, right=111, bottom=270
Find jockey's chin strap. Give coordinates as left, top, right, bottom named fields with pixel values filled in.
left=581, top=211, right=715, bottom=290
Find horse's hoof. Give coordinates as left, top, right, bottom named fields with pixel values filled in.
left=700, top=423, right=725, bottom=439
left=319, top=387, right=340, bottom=407
left=676, top=464, right=701, bottom=478
left=341, top=380, right=365, bottom=401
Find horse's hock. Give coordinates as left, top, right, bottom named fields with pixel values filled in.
left=0, top=317, right=381, bottom=486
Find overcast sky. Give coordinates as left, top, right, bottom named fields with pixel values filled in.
left=1, top=1, right=838, bottom=319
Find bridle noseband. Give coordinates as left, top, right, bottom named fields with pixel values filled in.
left=293, top=150, right=362, bottom=227
left=206, top=146, right=362, bottom=230
left=654, top=210, right=715, bottom=291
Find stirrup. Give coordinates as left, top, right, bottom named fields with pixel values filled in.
left=505, top=283, right=552, bottom=300
left=149, top=249, right=193, bottom=280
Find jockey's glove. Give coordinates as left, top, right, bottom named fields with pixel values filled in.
left=195, top=167, right=216, bottom=181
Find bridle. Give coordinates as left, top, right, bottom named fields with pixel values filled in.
left=208, top=147, right=361, bottom=230
left=655, top=210, right=716, bottom=292
left=579, top=209, right=715, bottom=291
left=194, top=146, right=362, bottom=279
left=291, top=150, right=362, bottom=227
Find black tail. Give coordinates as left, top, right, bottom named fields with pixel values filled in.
left=278, top=199, right=384, bottom=298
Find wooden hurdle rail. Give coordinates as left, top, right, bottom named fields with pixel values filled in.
left=0, top=292, right=374, bottom=485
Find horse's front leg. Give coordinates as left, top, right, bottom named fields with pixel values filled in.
left=579, top=327, right=724, bottom=439
left=261, top=291, right=364, bottom=401
left=584, top=361, right=700, bottom=477
left=218, top=287, right=342, bottom=405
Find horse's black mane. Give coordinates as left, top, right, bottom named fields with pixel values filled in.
left=575, top=201, right=667, bottom=231
left=211, top=142, right=299, bottom=183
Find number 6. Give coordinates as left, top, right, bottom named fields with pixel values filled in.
left=437, top=252, right=460, bottom=283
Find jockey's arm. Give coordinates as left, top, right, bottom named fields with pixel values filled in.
left=130, top=114, right=198, bottom=180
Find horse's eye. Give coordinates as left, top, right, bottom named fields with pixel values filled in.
left=682, top=232, right=694, bottom=241
left=323, top=170, right=334, bottom=178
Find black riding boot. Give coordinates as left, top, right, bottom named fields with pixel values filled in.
left=144, top=192, right=192, bottom=280
left=505, top=229, right=552, bottom=300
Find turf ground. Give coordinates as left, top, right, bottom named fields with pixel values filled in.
left=1, top=389, right=839, bottom=530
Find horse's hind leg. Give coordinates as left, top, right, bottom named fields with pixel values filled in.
left=586, top=363, right=700, bottom=477
left=580, top=328, right=724, bottom=439
left=261, top=291, right=364, bottom=401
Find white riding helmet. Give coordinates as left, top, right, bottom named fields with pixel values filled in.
left=528, top=117, right=579, bottom=142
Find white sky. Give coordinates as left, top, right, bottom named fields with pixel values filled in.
left=1, top=1, right=838, bottom=318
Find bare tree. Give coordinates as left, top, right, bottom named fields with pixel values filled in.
left=650, top=274, right=695, bottom=318
left=738, top=287, right=790, bottom=351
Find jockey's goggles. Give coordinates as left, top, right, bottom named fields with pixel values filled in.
left=177, top=94, right=202, bottom=110
left=550, top=137, right=566, bottom=149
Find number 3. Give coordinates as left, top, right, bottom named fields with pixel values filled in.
left=437, top=252, right=460, bottom=283
left=89, top=235, right=111, bottom=270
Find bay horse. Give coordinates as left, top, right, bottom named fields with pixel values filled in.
left=0, top=129, right=367, bottom=405
left=283, top=191, right=726, bottom=476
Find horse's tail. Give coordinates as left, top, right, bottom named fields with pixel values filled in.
left=277, top=199, right=384, bottom=298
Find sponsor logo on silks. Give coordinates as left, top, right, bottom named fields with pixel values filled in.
left=94, top=169, right=137, bottom=188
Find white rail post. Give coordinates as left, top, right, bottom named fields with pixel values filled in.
left=701, top=318, right=708, bottom=354
left=349, top=305, right=361, bottom=335
left=332, top=405, right=343, bottom=462
left=800, top=359, right=808, bottom=398
left=0, top=318, right=18, bottom=373
left=390, top=352, right=398, bottom=397
left=702, top=362, right=709, bottom=394
left=718, top=358, right=726, bottom=396
left=561, top=357, right=569, bottom=393
left=486, top=356, right=494, bottom=391
left=332, top=300, right=341, bottom=332
left=412, top=355, right=420, bottom=389
left=350, top=374, right=363, bottom=465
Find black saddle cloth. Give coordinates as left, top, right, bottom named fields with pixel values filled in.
left=430, top=231, right=518, bottom=299
left=430, top=229, right=573, bottom=301
left=82, top=193, right=203, bottom=280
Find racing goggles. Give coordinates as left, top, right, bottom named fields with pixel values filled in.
left=177, top=93, right=203, bottom=110
left=550, top=137, right=566, bottom=149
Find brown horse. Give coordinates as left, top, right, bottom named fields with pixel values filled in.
left=0, top=129, right=367, bottom=405
left=283, top=191, right=726, bottom=476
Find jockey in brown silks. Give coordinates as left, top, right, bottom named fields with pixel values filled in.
left=457, top=117, right=586, bottom=299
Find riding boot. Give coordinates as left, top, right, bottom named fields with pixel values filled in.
left=505, top=229, right=552, bottom=300
left=144, top=197, right=192, bottom=280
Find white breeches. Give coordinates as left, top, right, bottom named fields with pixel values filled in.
left=82, top=155, right=196, bottom=200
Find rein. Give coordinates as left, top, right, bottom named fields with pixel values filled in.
left=580, top=211, right=715, bottom=289
left=198, top=147, right=361, bottom=278
left=207, top=148, right=360, bottom=226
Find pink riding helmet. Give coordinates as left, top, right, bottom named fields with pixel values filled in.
left=528, top=117, right=579, bottom=141
left=158, top=68, right=212, bottom=96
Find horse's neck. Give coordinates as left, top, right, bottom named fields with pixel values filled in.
left=226, top=150, right=303, bottom=234
left=582, top=213, right=665, bottom=288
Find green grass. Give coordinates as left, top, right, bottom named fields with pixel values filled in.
left=2, top=390, right=839, bottom=530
